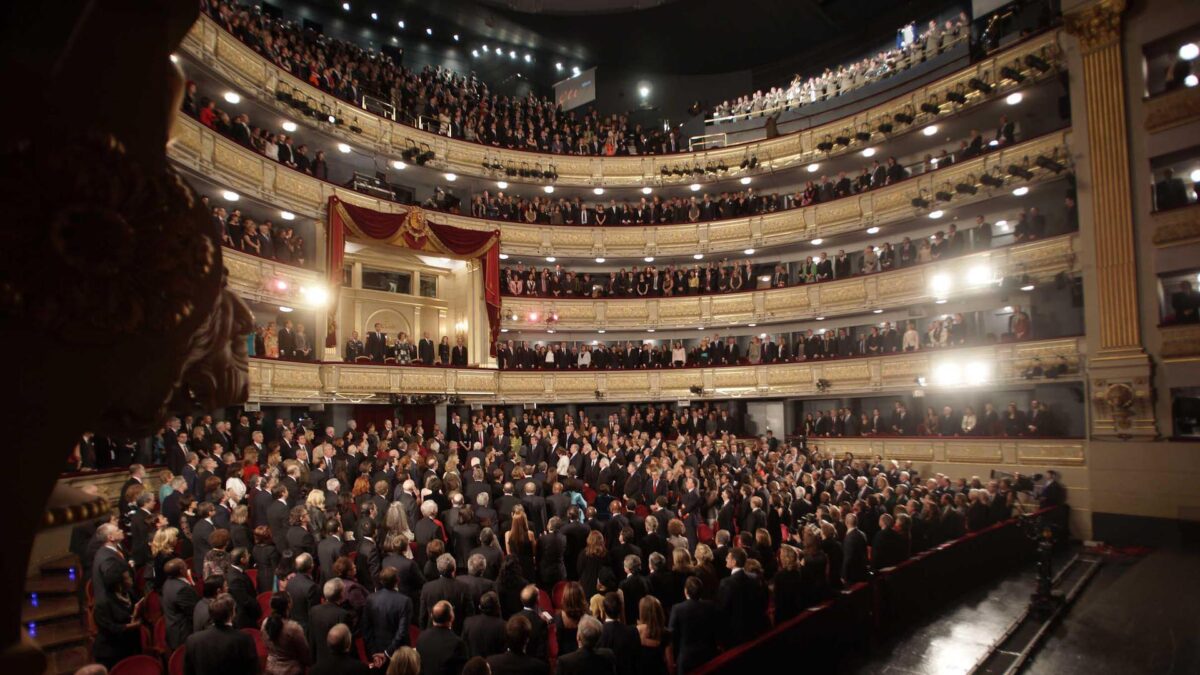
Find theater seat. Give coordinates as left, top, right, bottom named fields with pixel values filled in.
left=257, top=591, right=273, bottom=619
left=168, top=646, right=185, bottom=675
left=242, top=628, right=268, bottom=670
left=110, top=654, right=163, bottom=675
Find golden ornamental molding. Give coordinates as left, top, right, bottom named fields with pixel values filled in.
left=245, top=336, right=1084, bottom=403
left=180, top=14, right=1063, bottom=186
left=1160, top=323, right=1200, bottom=360
left=1144, top=85, right=1200, bottom=134
left=168, top=114, right=1074, bottom=258
left=1064, top=0, right=1126, bottom=54
left=499, top=234, right=1080, bottom=330
left=1151, top=204, right=1200, bottom=247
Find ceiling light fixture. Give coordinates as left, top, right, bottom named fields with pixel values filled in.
left=807, top=163, right=820, bottom=173
left=861, top=148, right=876, bottom=157
left=693, top=253, right=704, bottom=260
left=1012, top=186, right=1030, bottom=196
left=923, top=125, right=939, bottom=136
left=1006, top=92, right=1023, bottom=105
left=593, top=187, right=604, bottom=195
left=644, top=256, right=655, bottom=262
left=1180, top=43, right=1199, bottom=61
left=426, top=27, right=433, bottom=35
left=744, top=248, right=755, bottom=255
left=337, top=143, right=352, bottom=153
left=223, top=91, right=241, bottom=104
left=689, top=183, right=701, bottom=191
left=281, top=120, right=298, bottom=132
left=811, top=238, right=823, bottom=246
left=499, top=253, right=509, bottom=260
left=222, top=190, right=239, bottom=201
left=867, top=226, right=880, bottom=234
left=280, top=211, right=296, bottom=221
left=642, top=187, right=652, bottom=195
left=497, top=181, right=508, bottom=189
left=740, top=177, right=752, bottom=185
left=929, top=210, right=944, bottom=219
left=595, top=257, right=606, bottom=263
left=392, top=160, right=406, bottom=170
left=543, top=185, right=555, bottom=194
left=444, top=173, right=457, bottom=182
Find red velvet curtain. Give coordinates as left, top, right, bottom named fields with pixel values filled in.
left=327, top=197, right=501, bottom=354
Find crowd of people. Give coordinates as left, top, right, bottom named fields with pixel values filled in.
left=801, top=398, right=1065, bottom=438
left=78, top=401, right=1068, bottom=674
left=247, top=319, right=316, bottom=361
left=499, top=207, right=1056, bottom=300
left=342, top=326, right=470, bottom=366
left=495, top=304, right=1035, bottom=371
left=709, top=15, right=971, bottom=124
left=201, top=194, right=310, bottom=268
left=204, top=0, right=683, bottom=158
left=469, top=115, right=1023, bottom=227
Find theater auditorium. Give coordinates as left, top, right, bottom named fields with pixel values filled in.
left=3, top=0, right=1199, bottom=674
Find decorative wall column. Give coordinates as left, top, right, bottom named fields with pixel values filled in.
left=1065, top=0, right=1156, bottom=437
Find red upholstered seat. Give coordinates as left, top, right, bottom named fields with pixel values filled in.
left=551, top=580, right=569, bottom=609
left=242, top=627, right=268, bottom=669
left=143, top=590, right=163, bottom=625
left=257, top=591, right=273, bottom=619
left=168, top=646, right=185, bottom=675
left=110, top=654, right=164, bottom=675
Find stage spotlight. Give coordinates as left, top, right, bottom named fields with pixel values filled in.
left=1035, top=155, right=1065, bottom=173
left=1024, top=54, right=1051, bottom=72
left=894, top=112, right=915, bottom=125
left=1008, top=165, right=1034, bottom=180
left=1001, top=66, right=1026, bottom=82
left=980, top=173, right=1005, bottom=188
left=920, top=101, right=941, bottom=115
left=955, top=182, right=978, bottom=195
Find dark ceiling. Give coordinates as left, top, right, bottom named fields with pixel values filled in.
left=294, top=0, right=960, bottom=80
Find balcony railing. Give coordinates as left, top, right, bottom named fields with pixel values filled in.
left=501, top=233, right=1080, bottom=330
left=169, top=115, right=1073, bottom=259
left=246, top=335, right=1083, bottom=403
left=179, top=14, right=1063, bottom=187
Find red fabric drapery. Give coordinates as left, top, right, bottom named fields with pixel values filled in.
left=327, top=197, right=501, bottom=355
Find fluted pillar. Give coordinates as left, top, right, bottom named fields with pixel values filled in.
left=1065, top=0, right=1155, bottom=437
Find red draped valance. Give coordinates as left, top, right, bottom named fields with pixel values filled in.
left=327, top=197, right=501, bottom=355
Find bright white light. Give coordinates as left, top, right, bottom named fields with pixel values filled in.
left=923, top=125, right=939, bottom=136
left=934, top=362, right=962, bottom=386
left=989, top=139, right=1000, bottom=147
left=867, top=226, right=880, bottom=234
left=281, top=120, right=298, bottom=133
left=370, top=12, right=378, bottom=20
left=862, top=148, right=876, bottom=158
left=280, top=211, right=296, bottom=221
left=873, top=309, right=884, bottom=314
left=1190, top=170, right=1200, bottom=183
left=501, top=328, right=510, bottom=333
left=807, top=163, right=820, bottom=173
left=697, top=327, right=704, bottom=331
left=222, top=190, right=240, bottom=202
left=811, top=238, right=824, bottom=246
left=996, top=219, right=1009, bottom=230
left=572, top=66, right=581, bottom=76
left=529, top=312, right=539, bottom=321
left=966, top=265, right=993, bottom=286
left=510, top=50, right=517, bottom=59
left=543, top=185, right=555, bottom=194
left=930, top=273, right=952, bottom=297
left=481, top=44, right=487, bottom=51
left=595, top=257, right=606, bottom=263
left=1187, top=74, right=1199, bottom=88
left=598, top=329, right=606, bottom=334
left=223, top=91, right=241, bottom=104
left=1021, top=283, right=1036, bottom=291
left=547, top=329, right=555, bottom=334
left=929, top=210, right=944, bottom=219
left=740, top=177, right=752, bottom=185
left=593, top=187, right=605, bottom=195
left=816, top=316, right=825, bottom=321
left=759, top=333, right=767, bottom=339
left=337, top=143, right=352, bottom=154
left=639, top=86, right=650, bottom=98
left=445, top=173, right=457, bottom=182
left=499, top=253, right=510, bottom=260
left=1180, top=43, right=1199, bottom=61
left=301, top=286, right=330, bottom=307
left=392, top=160, right=406, bottom=170
left=1006, top=92, right=1023, bottom=105
left=342, top=2, right=350, bottom=11
left=327, top=114, right=337, bottom=124
left=644, top=256, right=655, bottom=263
left=642, top=187, right=653, bottom=195
left=279, top=306, right=294, bottom=313
left=170, top=54, right=179, bottom=64
left=399, top=20, right=406, bottom=28
left=744, top=248, right=756, bottom=255
left=690, top=183, right=701, bottom=191
left=1003, top=305, right=1014, bottom=313
left=965, top=361, right=991, bottom=385
left=748, top=323, right=757, bottom=327
left=472, top=50, right=479, bottom=57
left=524, top=54, right=532, bottom=63
left=1012, top=186, right=1030, bottom=197
left=426, top=27, right=433, bottom=35
left=546, top=256, right=556, bottom=263
left=759, top=275, right=771, bottom=282
left=647, top=329, right=656, bottom=333
left=693, top=253, right=704, bottom=260
left=556, top=62, right=563, bottom=70
left=453, top=34, right=460, bottom=41
left=496, top=181, right=508, bottom=189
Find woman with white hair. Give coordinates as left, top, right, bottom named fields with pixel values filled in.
left=386, top=500, right=414, bottom=541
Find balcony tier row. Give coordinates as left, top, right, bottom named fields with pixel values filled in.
left=180, top=14, right=1063, bottom=187
left=171, top=114, right=1072, bottom=259
left=247, top=336, right=1082, bottom=404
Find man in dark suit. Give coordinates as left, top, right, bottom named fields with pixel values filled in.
left=521, top=483, right=548, bottom=535
left=278, top=320, right=296, bottom=359
left=596, top=593, right=638, bottom=675
left=226, top=549, right=261, bottom=630
left=842, top=513, right=870, bottom=584
left=460, top=555, right=496, bottom=607
left=716, top=548, right=768, bottom=648
left=871, top=514, right=907, bottom=571
left=557, top=615, right=615, bottom=675
left=286, top=505, right=316, bottom=556
left=617, top=556, right=652, bottom=627
left=668, top=577, right=718, bottom=675
left=309, top=578, right=354, bottom=664
left=128, top=493, right=156, bottom=568
left=515, top=585, right=550, bottom=663
left=363, top=567, right=412, bottom=660
left=190, top=503, right=216, bottom=579
left=420, top=554, right=475, bottom=633
left=267, top=485, right=291, bottom=551
left=311, top=623, right=370, bottom=675
left=366, top=323, right=387, bottom=362
left=416, top=601, right=469, bottom=675
left=418, top=332, right=436, bottom=365
left=286, top=553, right=321, bottom=629
left=90, top=524, right=129, bottom=605
left=162, top=558, right=199, bottom=650
left=318, top=520, right=351, bottom=581
left=356, top=520, right=383, bottom=591
left=463, top=591, right=507, bottom=659
left=183, top=595, right=259, bottom=675
left=486, top=615, right=549, bottom=675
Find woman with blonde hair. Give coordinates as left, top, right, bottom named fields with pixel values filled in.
left=635, top=595, right=670, bottom=675
left=386, top=646, right=420, bottom=675
left=149, top=527, right=179, bottom=591
left=385, top=501, right=414, bottom=540
left=692, top=543, right=718, bottom=599
left=242, top=447, right=260, bottom=482
left=305, top=490, right=327, bottom=542
left=157, top=470, right=175, bottom=502
left=230, top=505, right=252, bottom=550
left=773, top=545, right=804, bottom=624
left=666, top=519, right=689, bottom=552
